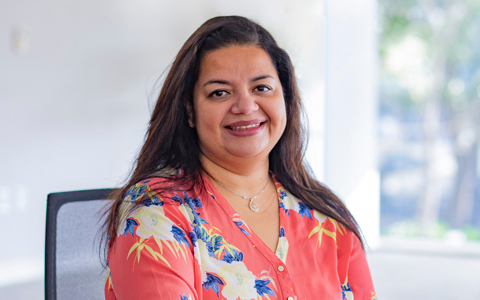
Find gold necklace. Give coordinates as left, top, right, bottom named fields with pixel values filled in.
left=212, top=176, right=270, bottom=212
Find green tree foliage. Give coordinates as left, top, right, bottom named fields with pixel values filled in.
left=379, top=0, right=480, bottom=237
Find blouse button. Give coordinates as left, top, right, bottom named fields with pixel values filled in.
left=277, top=265, right=285, bottom=272
left=287, top=297, right=294, bottom=300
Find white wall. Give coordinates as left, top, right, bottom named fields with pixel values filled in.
left=0, top=0, right=326, bottom=286
left=324, top=0, right=380, bottom=247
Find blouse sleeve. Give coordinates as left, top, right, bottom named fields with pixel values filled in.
left=342, top=234, right=377, bottom=300
left=105, top=181, right=200, bottom=300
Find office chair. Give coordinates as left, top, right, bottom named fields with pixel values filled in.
left=45, top=188, right=116, bottom=300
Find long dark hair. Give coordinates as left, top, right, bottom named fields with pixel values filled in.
left=103, top=15, right=363, bottom=250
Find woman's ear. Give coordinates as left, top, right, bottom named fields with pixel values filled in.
left=185, top=102, right=195, bottom=128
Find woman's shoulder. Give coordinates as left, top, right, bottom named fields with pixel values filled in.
left=123, top=178, right=170, bottom=207
left=273, top=174, right=359, bottom=244
left=124, top=168, right=198, bottom=206
left=274, top=176, right=327, bottom=222
left=116, top=171, right=203, bottom=238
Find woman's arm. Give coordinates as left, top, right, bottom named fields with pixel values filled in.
left=341, top=234, right=377, bottom=300
left=105, top=182, right=200, bottom=300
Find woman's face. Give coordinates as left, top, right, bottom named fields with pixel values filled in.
left=192, top=45, right=287, bottom=166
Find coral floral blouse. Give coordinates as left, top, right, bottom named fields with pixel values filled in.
left=105, top=174, right=376, bottom=300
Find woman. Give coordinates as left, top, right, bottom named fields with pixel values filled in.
left=104, top=16, right=376, bottom=300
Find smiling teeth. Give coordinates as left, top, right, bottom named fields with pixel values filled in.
left=230, top=123, right=261, bottom=130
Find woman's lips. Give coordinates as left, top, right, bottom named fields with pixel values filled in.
left=227, top=122, right=263, bottom=130
left=224, top=121, right=266, bottom=136
left=225, top=119, right=265, bottom=128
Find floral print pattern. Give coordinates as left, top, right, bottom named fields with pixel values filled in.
left=105, top=175, right=376, bottom=299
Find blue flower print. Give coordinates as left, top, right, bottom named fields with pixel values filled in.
left=142, top=196, right=163, bottom=207
left=125, top=182, right=164, bottom=206
left=173, top=193, right=208, bottom=226
left=279, top=227, right=285, bottom=237
left=189, top=195, right=202, bottom=208
left=171, top=192, right=203, bottom=209
left=192, top=209, right=208, bottom=225
left=278, top=190, right=287, bottom=200
left=206, top=235, right=222, bottom=257
left=234, top=221, right=250, bottom=236
left=221, top=250, right=243, bottom=263
left=123, top=219, right=138, bottom=237
left=193, top=222, right=208, bottom=242
left=125, top=184, right=148, bottom=202
left=203, top=273, right=224, bottom=297
left=298, top=203, right=313, bottom=219
left=179, top=295, right=188, bottom=300
left=171, top=225, right=189, bottom=245
left=255, top=279, right=275, bottom=297
left=279, top=201, right=290, bottom=216
left=189, top=231, right=198, bottom=248
left=342, top=282, right=352, bottom=292
left=342, top=282, right=353, bottom=300
left=171, top=194, right=183, bottom=203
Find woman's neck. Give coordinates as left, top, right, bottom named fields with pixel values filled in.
left=200, top=154, right=270, bottom=197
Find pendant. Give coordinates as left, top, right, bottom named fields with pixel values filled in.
left=249, top=199, right=259, bottom=212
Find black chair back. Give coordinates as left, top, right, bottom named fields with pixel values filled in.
left=45, top=189, right=115, bottom=300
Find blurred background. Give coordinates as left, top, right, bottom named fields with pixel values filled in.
left=1, top=0, right=479, bottom=299
left=379, top=0, right=480, bottom=244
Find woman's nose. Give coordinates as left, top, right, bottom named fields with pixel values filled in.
left=231, top=90, right=258, bottom=114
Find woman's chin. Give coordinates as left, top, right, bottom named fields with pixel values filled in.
left=199, top=141, right=273, bottom=166
left=225, top=145, right=269, bottom=160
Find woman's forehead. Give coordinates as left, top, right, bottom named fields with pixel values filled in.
left=197, top=45, right=277, bottom=83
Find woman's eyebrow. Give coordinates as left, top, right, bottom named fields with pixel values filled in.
left=251, top=74, right=274, bottom=82
left=203, top=79, right=230, bottom=87
left=203, top=74, right=274, bottom=87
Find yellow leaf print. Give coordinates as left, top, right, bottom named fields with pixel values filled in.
left=105, top=265, right=113, bottom=289
left=127, top=237, right=172, bottom=268
left=308, top=218, right=343, bottom=251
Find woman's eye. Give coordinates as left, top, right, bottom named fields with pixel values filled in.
left=209, top=90, right=228, bottom=98
left=254, top=85, right=271, bottom=92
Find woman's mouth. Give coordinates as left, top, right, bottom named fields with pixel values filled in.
left=227, top=122, right=264, bottom=130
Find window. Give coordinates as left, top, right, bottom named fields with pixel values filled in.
left=379, top=0, right=480, bottom=242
